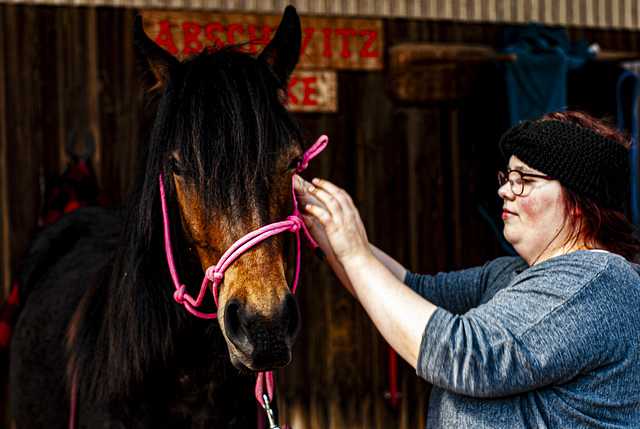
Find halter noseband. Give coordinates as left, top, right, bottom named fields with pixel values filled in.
left=158, top=134, right=328, bottom=319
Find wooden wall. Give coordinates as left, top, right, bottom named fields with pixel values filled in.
left=3, top=0, right=640, bottom=31
left=1, top=4, right=638, bottom=428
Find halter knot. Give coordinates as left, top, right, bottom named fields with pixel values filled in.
left=296, top=159, right=309, bottom=172
left=297, top=134, right=328, bottom=173
left=287, top=215, right=301, bottom=232
left=205, top=266, right=224, bottom=283
left=173, top=285, right=187, bottom=303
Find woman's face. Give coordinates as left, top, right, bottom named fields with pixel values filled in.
left=498, top=156, right=571, bottom=265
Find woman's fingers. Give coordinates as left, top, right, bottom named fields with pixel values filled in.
left=303, top=201, right=334, bottom=227
left=306, top=178, right=356, bottom=220
left=294, top=174, right=327, bottom=215
left=293, top=174, right=311, bottom=196
left=311, top=178, right=354, bottom=207
left=307, top=188, right=341, bottom=221
left=302, top=178, right=371, bottom=265
left=294, top=175, right=315, bottom=205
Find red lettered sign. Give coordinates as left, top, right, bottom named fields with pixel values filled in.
left=286, top=70, right=337, bottom=113
left=141, top=11, right=383, bottom=71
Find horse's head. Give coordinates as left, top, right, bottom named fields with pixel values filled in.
left=134, top=7, right=303, bottom=372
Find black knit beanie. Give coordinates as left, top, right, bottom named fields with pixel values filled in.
left=499, top=119, right=630, bottom=210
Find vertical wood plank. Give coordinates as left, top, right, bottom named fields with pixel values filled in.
left=0, top=6, right=11, bottom=299
left=7, top=5, right=43, bottom=277
left=447, top=107, right=464, bottom=269
left=56, top=7, right=68, bottom=174
left=40, top=7, right=64, bottom=206
left=86, top=7, right=102, bottom=184
left=0, top=6, right=11, bottom=429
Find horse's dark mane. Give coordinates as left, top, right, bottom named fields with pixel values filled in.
left=67, top=44, right=302, bottom=402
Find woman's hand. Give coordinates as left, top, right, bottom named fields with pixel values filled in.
left=296, top=176, right=435, bottom=369
left=294, top=175, right=366, bottom=297
left=301, top=178, right=373, bottom=266
left=295, top=175, right=408, bottom=283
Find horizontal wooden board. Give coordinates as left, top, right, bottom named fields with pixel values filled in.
left=389, top=43, right=516, bottom=103
left=4, top=1, right=640, bottom=31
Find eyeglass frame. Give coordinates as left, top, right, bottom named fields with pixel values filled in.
left=498, top=169, right=552, bottom=196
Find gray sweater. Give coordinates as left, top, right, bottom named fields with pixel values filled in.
left=405, top=250, right=640, bottom=428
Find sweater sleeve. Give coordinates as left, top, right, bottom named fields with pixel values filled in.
left=415, top=253, right=639, bottom=398
left=404, top=256, right=527, bottom=314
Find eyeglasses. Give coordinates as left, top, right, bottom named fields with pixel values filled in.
left=498, top=169, right=552, bottom=196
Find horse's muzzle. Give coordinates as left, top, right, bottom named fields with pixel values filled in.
left=223, top=292, right=300, bottom=371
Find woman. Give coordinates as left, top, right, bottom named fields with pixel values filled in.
left=295, top=110, right=640, bottom=427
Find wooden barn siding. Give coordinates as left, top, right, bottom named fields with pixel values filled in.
left=1, top=5, right=638, bottom=428
left=1, top=0, right=640, bottom=30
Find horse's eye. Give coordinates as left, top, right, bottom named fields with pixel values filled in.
left=288, top=157, right=303, bottom=172
left=170, top=157, right=183, bottom=176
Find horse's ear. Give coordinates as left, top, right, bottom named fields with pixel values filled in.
left=258, top=6, right=301, bottom=84
left=134, top=15, right=180, bottom=90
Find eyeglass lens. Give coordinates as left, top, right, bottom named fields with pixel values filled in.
left=498, top=171, right=524, bottom=195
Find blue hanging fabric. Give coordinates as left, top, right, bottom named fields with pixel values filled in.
left=496, top=23, right=596, bottom=125
left=617, top=71, right=639, bottom=227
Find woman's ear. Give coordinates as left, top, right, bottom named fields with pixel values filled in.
left=572, top=206, right=583, bottom=216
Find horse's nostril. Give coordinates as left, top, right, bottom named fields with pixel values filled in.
left=224, top=294, right=299, bottom=369
left=223, top=299, right=253, bottom=355
left=284, top=293, right=301, bottom=345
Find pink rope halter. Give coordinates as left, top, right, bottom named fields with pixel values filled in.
left=158, top=134, right=328, bottom=419
left=159, top=134, right=327, bottom=319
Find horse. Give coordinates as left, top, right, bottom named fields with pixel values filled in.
left=9, top=6, right=316, bottom=427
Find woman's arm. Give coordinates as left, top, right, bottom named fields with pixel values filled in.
left=294, top=175, right=436, bottom=368
left=371, top=244, right=408, bottom=283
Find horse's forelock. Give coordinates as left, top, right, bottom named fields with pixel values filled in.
left=158, top=48, right=300, bottom=212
